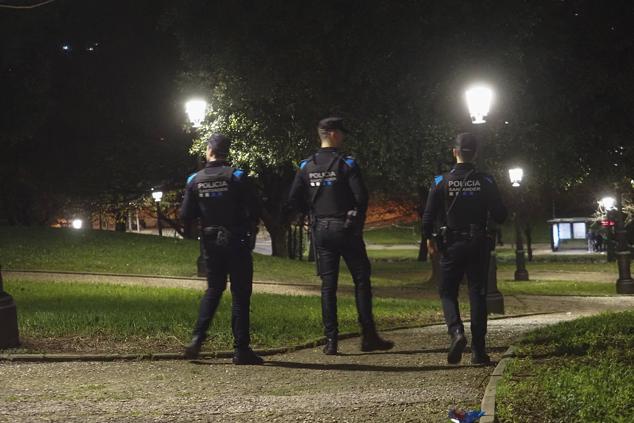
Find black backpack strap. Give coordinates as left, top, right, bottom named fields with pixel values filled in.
left=309, top=153, right=342, bottom=208
left=444, top=169, right=475, bottom=219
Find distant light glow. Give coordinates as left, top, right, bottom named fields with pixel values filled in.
left=465, top=85, right=493, bottom=124
left=152, top=191, right=163, bottom=202
left=71, top=219, right=83, bottom=230
left=62, top=45, right=70, bottom=51
left=599, top=196, right=616, bottom=211
left=185, top=99, right=208, bottom=128
left=87, top=47, right=95, bottom=52
left=508, top=167, right=523, bottom=187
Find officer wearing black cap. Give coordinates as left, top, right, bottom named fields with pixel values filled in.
left=422, top=133, right=507, bottom=365
left=180, top=133, right=263, bottom=365
left=287, top=117, right=394, bottom=355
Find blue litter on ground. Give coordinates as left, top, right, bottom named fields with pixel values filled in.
left=448, top=406, right=486, bottom=423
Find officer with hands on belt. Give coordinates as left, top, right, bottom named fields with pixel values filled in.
left=422, top=133, right=507, bottom=365
left=180, top=133, right=263, bottom=365
left=287, top=117, right=394, bottom=355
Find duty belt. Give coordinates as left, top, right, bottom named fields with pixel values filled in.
left=446, top=225, right=486, bottom=242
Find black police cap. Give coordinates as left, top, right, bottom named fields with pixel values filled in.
left=318, top=117, right=350, bottom=133
left=455, top=132, right=479, bottom=153
left=207, top=133, right=231, bottom=156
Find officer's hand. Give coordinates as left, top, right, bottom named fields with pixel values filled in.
left=427, top=239, right=438, bottom=256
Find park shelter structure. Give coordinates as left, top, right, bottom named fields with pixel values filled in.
left=548, top=218, right=594, bottom=251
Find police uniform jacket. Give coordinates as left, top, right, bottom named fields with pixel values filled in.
left=288, top=147, right=368, bottom=220
left=422, top=163, right=507, bottom=239
left=179, top=160, right=260, bottom=233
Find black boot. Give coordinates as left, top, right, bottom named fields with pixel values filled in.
left=232, top=347, right=264, bottom=365
left=323, top=338, right=338, bottom=355
left=447, top=329, right=467, bottom=364
left=361, top=331, right=394, bottom=352
left=471, top=351, right=491, bottom=365
left=471, top=338, right=491, bottom=365
left=184, top=335, right=205, bottom=359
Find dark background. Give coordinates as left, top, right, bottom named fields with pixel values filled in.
left=1, top=0, right=633, bottom=230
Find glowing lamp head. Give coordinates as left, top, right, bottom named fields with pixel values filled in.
left=71, top=219, right=83, bottom=230
left=599, top=196, right=616, bottom=211
left=152, top=191, right=163, bottom=202
left=508, top=168, right=524, bottom=187
left=465, top=85, right=493, bottom=124
left=185, top=99, right=208, bottom=128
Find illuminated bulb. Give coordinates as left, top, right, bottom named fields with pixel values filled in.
left=508, top=168, right=523, bottom=187
left=465, top=85, right=493, bottom=124
left=185, top=99, right=208, bottom=128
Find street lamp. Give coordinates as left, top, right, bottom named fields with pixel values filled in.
left=185, top=99, right=209, bottom=277
left=599, top=196, right=617, bottom=262
left=613, top=191, right=634, bottom=294
left=152, top=190, right=163, bottom=237
left=509, top=168, right=529, bottom=281
left=465, top=84, right=504, bottom=314
left=465, top=85, right=493, bottom=124
left=185, top=99, right=208, bottom=128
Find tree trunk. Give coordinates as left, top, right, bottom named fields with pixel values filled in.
left=257, top=165, right=296, bottom=258
left=266, top=220, right=289, bottom=257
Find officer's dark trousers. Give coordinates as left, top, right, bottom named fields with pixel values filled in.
left=439, top=237, right=489, bottom=352
left=193, top=239, right=253, bottom=349
left=313, top=219, right=375, bottom=339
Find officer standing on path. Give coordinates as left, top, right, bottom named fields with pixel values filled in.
left=180, top=133, right=263, bottom=365
left=287, top=117, right=394, bottom=355
left=422, top=133, right=507, bottom=365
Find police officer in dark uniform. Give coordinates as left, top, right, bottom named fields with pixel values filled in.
left=287, top=117, right=394, bottom=355
left=180, top=133, right=263, bottom=365
left=422, top=133, right=507, bottom=365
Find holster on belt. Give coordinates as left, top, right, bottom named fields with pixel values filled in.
left=202, top=225, right=232, bottom=248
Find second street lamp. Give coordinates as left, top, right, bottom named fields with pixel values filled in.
left=509, top=168, right=529, bottom=281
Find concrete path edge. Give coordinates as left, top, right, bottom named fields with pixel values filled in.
left=480, top=345, right=516, bottom=423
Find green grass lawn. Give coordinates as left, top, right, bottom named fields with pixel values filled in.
left=363, top=225, right=421, bottom=244
left=496, top=311, right=634, bottom=423
left=3, top=279, right=447, bottom=354
left=0, top=226, right=622, bottom=296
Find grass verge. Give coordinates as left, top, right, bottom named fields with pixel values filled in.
left=498, top=280, right=616, bottom=296
left=2, top=279, right=448, bottom=354
left=496, top=311, right=634, bottom=423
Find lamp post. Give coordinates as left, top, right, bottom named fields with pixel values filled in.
left=614, top=190, right=634, bottom=294
left=152, top=190, right=163, bottom=237
left=466, top=84, right=504, bottom=313
left=185, top=99, right=209, bottom=277
left=509, top=168, right=529, bottom=281
left=0, top=265, right=20, bottom=348
left=600, top=196, right=617, bottom=262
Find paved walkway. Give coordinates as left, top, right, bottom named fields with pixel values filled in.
left=2, top=297, right=633, bottom=422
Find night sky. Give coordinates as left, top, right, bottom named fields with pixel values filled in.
left=2, top=0, right=634, bottom=224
